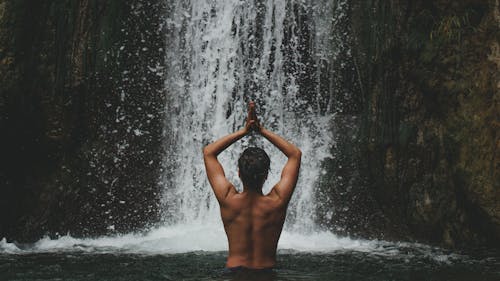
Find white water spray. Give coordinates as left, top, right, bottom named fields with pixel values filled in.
left=1, top=0, right=365, bottom=254
left=161, top=0, right=341, bottom=234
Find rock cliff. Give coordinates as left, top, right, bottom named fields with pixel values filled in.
left=0, top=0, right=166, bottom=241
left=348, top=0, right=499, bottom=247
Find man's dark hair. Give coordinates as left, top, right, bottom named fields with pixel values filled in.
left=238, top=147, right=270, bottom=189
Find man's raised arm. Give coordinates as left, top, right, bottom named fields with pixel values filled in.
left=260, top=127, right=301, bottom=204
left=203, top=129, right=245, bottom=202
left=203, top=103, right=256, bottom=202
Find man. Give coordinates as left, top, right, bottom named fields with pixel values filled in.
left=203, top=101, right=302, bottom=271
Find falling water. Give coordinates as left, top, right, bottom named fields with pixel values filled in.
left=161, top=0, right=347, bottom=234
left=1, top=0, right=378, bottom=255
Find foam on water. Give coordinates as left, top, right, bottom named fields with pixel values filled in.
left=0, top=224, right=381, bottom=255
left=1, top=226, right=467, bottom=267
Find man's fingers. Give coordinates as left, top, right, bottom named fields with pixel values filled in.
left=247, top=101, right=255, bottom=118
left=246, top=101, right=260, bottom=131
left=248, top=102, right=255, bottom=117
left=248, top=101, right=258, bottom=121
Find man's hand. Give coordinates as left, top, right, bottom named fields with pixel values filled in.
left=244, top=101, right=262, bottom=133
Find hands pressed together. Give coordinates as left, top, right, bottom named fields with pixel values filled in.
left=244, top=101, right=262, bottom=134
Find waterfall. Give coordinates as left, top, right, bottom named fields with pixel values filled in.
left=161, top=0, right=347, bottom=234
left=0, top=0, right=384, bottom=255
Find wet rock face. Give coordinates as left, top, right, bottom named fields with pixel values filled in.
left=350, top=0, right=499, bottom=247
left=0, top=0, right=166, bottom=241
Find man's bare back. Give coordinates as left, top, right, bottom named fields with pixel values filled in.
left=203, top=102, right=301, bottom=269
left=221, top=186, right=286, bottom=268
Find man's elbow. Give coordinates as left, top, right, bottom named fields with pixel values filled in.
left=203, top=145, right=214, bottom=157
left=292, top=148, right=302, bottom=159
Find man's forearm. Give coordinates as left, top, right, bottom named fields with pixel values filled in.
left=203, top=129, right=247, bottom=156
left=260, top=128, right=301, bottom=158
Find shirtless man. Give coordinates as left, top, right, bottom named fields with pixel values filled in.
left=203, top=101, right=301, bottom=270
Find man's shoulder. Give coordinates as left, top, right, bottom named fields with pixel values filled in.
left=258, top=189, right=286, bottom=210
left=265, top=187, right=284, bottom=201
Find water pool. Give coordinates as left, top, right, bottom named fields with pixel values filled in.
left=1, top=248, right=499, bottom=281
left=1, top=227, right=499, bottom=281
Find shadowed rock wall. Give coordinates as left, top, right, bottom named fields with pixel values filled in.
left=349, top=0, right=499, bottom=247
left=0, top=0, right=166, bottom=241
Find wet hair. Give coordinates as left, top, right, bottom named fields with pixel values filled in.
left=238, top=147, right=270, bottom=189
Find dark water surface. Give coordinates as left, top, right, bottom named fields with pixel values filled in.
left=2, top=247, right=499, bottom=281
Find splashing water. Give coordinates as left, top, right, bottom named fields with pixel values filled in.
left=0, top=0, right=358, bottom=254
left=0, top=228, right=383, bottom=255
left=161, top=0, right=343, bottom=235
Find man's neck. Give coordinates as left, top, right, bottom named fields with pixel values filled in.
left=243, top=186, right=264, bottom=196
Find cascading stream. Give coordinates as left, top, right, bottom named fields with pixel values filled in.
left=162, top=0, right=345, bottom=234
left=0, top=0, right=385, bottom=255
